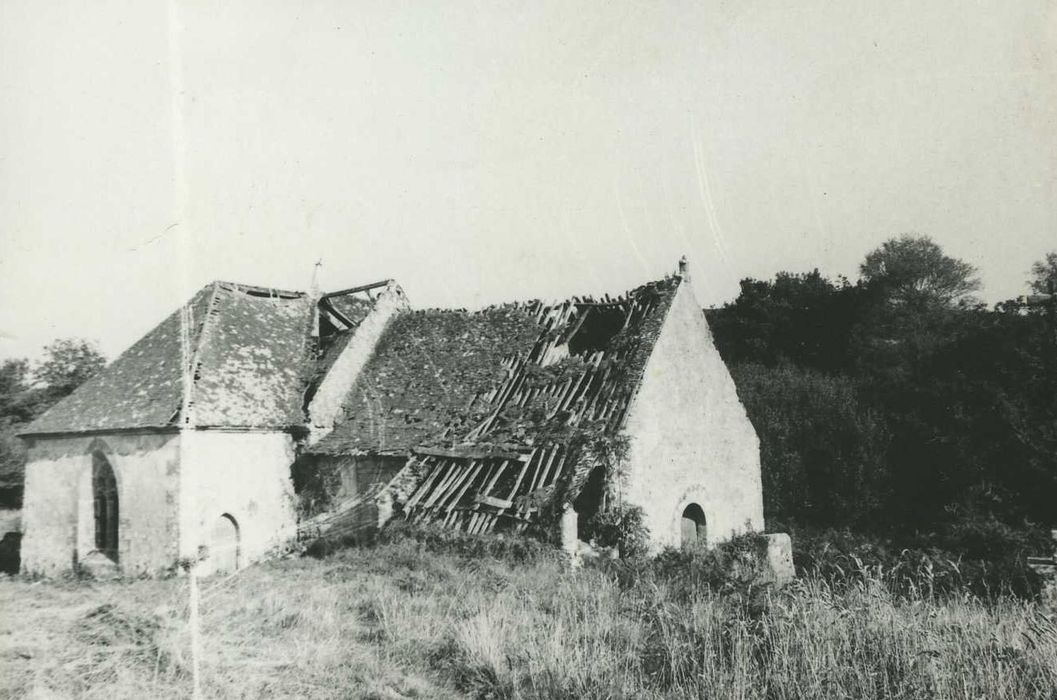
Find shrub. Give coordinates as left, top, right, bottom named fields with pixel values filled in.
left=593, top=532, right=773, bottom=613
left=374, top=518, right=555, bottom=564
left=580, top=504, right=650, bottom=559
left=791, top=522, right=1048, bottom=599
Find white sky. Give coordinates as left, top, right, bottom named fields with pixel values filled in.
left=1, top=1, right=1055, bottom=362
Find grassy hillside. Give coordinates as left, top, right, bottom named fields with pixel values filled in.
left=2, top=535, right=1056, bottom=699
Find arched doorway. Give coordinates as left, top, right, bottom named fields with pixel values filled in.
left=680, top=503, right=706, bottom=548
left=92, top=454, right=119, bottom=562
left=210, top=514, right=240, bottom=575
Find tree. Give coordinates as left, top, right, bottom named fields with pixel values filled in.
left=0, top=359, right=33, bottom=505
left=0, top=339, right=106, bottom=508
left=0, top=359, right=32, bottom=423
left=0, top=421, right=26, bottom=507
left=33, top=338, right=106, bottom=403
left=1029, top=252, right=1057, bottom=295
left=860, top=234, right=981, bottom=307
left=706, top=270, right=876, bottom=374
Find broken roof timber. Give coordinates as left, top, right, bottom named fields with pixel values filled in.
left=318, top=296, right=358, bottom=329
left=220, top=281, right=306, bottom=299
left=321, top=279, right=393, bottom=299
left=413, top=445, right=526, bottom=461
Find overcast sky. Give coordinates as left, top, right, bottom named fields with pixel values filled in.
left=1, top=1, right=1054, bottom=362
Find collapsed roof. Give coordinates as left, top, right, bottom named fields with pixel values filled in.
left=306, top=275, right=683, bottom=536
left=311, top=276, right=680, bottom=456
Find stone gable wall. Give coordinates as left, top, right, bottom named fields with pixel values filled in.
left=621, top=280, right=764, bottom=550
left=307, top=283, right=409, bottom=446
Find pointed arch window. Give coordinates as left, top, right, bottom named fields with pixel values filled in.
left=92, top=454, right=119, bottom=562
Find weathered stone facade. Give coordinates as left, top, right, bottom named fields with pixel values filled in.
left=622, top=277, right=764, bottom=550
left=20, top=429, right=299, bottom=577
left=20, top=432, right=181, bottom=576
left=296, top=454, right=407, bottom=538
left=178, top=430, right=298, bottom=576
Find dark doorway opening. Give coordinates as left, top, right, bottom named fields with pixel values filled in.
left=573, top=466, right=607, bottom=540
left=680, top=503, right=706, bottom=548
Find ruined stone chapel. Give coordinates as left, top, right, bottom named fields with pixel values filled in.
left=19, top=259, right=764, bottom=576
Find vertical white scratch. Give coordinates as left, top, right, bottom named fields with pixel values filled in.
left=690, top=117, right=733, bottom=272
left=170, top=8, right=201, bottom=689
left=178, top=300, right=202, bottom=700
left=653, top=157, right=701, bottom=274
left=167, top=0, right=191, bottom=297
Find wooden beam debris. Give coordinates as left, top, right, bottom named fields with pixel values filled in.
left=321, top=279, right=393, bottom=299
left=414, top=445, right=525, bottom=460
left=376, top=277, right=678, bottom=535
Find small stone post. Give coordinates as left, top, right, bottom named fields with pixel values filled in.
left=560, top=505, right=580, bottom=568
left=765, top=533, right=795, bottom=584
left=376, top=489, right=393, bottom=529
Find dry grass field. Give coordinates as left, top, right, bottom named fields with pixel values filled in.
left=2, top=535, right=1056, bottom=699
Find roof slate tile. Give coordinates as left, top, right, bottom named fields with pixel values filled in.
left=23, top=282, right=319, bottom=435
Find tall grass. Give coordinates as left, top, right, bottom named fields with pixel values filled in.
left=2, top=533, right=1055, bottom=698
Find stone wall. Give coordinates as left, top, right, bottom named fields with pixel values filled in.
left=297, top=454, right=407, bottom=539
left=21, top=428, right=301, bottom=578
left=20, top=432, right=181, bottom=576
left=307, top=283, right=409, bottom=446
left=621, top=278, right=764, bottom=551
left=178, top=429, right=298, bottom=576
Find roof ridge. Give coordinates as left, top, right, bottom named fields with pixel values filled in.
left=403, top=274, right=678, bottom=317
left=176, top=281, right=222, bottom=426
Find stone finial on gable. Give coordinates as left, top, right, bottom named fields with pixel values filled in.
left=678, top=255, right=690, bottom=279
left=309, top=259, right=323, bottom=299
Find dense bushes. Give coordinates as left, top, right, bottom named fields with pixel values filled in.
left=589, top=532, right=775, bottom=624
left=789, top=522, right=1050, bottom=599
left=372, top=518, right=556, bottom=564
left=732, top=364, right=890, bottom=527
left=317, top=513, right=1052, bottom=602
left=708, top=251, right=1057, bottom=542
left=580, top=504, right=650, bottom=559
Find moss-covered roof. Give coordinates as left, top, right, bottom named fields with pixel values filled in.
left=310, top=275, right=681, bottom=456
left=310, top=305, right=544, bottom=454
left=23, top=282, right=316, bottom=435
left=191, top=284, right=315, bottom=428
